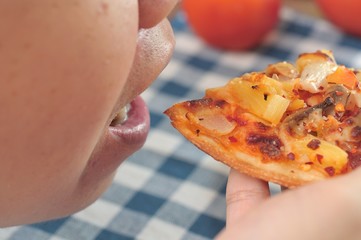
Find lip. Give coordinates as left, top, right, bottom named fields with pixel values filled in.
left=81, top=96, right=150, bottom=185
left=109, top=96, right=150, bottom=145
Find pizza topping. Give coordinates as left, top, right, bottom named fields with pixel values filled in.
left=286, top=134, right=348, bottom=174
left=287, top=152, right=295, bottom=160
left=215, top=99, right=228, bottom=108
left=324, top=166, right=335, bottom=176
left=282, top=99, right=333, bottom=137
left=348, top=152, right=361, bottom=169
left=316, top=154, right=324, bottom=164
left=255, top=122, right=271, bottom=131
left=350, top=91, right=361, bottom=108
left=300, top=163, right=312, bottom=171
left=183, top=99, right=237, bottom=135
left=307, top=139, right=321, bottom=150
left=197, top=114, right=236, bottom=134
left=228, top=136, right=238, bottom=142
left=351, top=126, right=361, bottom=140
left=195, top=129, right=200, bottom=136
left=295, top=50, right=336, bottom=72
left=260, top=144, right=282, bottom=158
left=230, top=77, right=290, bottom=125
left=246, top=133, right=283, bottom=146
left=323, top=84, right=350, bottom=119
left=265, top=61, right=299, bottom=81
left=282, top=84, right=352, bottom=138
left=326, top=65, right=359, bottom=90
left=335, top=103, right=345, bottom=112
left=344, top=118, right=354, bottom=125
left=246, top=133, right=283, bottom=158
left=187, top=98, right=213, bottom=108
left=209, top=51, right=357, bottom=172
left=299, top=61, right=336, bottom=93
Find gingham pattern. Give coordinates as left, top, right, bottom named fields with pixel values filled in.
left=2, top=7, right=361, bottom=240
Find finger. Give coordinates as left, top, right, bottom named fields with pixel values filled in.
left=226, top=168, right=270, bottom=227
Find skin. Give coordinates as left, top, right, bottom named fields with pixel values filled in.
left=0, top=0, right=177, bottom=226
left=217, top=169, right=361, bottom=239
left=2, top=0, right=361, bottom=239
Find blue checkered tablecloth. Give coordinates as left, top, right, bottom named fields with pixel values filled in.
left=3, top=7, right=361, bottom=240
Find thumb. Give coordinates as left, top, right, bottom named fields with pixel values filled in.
left=225, top=168, right=270, bottom=227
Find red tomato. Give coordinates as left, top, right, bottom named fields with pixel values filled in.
left=316, top=0, right=361, bottom=36
left=182, top=0, right=281, bottom=50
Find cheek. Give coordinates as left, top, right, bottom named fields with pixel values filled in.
left=0, top=0, right=138, bottom=225
left=138, top=0, right=179, bottom=28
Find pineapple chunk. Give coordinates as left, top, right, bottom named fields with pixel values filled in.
left=207, top=74, right=295, bottom=125
left=230, top=80, right=290, bottom=125
left=292, top=135, right=347, bottom=174
left=262, top=95, right=290, bottom=125
left=260, top=75, right=285, bottom=94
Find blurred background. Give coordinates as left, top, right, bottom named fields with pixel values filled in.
left=284, top=0, right=321, bottom=17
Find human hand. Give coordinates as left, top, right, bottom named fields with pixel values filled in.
left=216, top=168, right=361, bottom=240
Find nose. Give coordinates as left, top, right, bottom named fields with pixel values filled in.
left=138, top=0, right=179, bottom=28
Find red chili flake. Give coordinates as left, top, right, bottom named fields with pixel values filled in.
left=316, top=154, right=324, bottom=164
left=228, top=136, right=238, bottom=143
left=324, top=166, right=335, bottom=176
left=251, top=85, right=259, bottom=89
left=335, top=91, right=344, bottom=96
left=287, top=152, right=295, bottom=160
left=195, top=129, right=200, bottom=136
left=305, top=161, right=314, bottom=165
left=307, top=139, right=321, bottom=150
left=318, top=86, right=324, bottom=90
left=263, top=94, right=268, bottom=101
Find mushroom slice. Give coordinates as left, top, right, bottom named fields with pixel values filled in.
left=323, top=84, right=350, bottom=119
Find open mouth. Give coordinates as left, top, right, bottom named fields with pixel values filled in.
left=110, top=104, right=131, bottom=127
left=108, top=96, right=150, bottom=145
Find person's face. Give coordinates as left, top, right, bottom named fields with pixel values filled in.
left=0, top=0, right=177, bottom=226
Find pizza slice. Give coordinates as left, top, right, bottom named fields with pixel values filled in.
left=164, top=50, right=361, bottom=188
